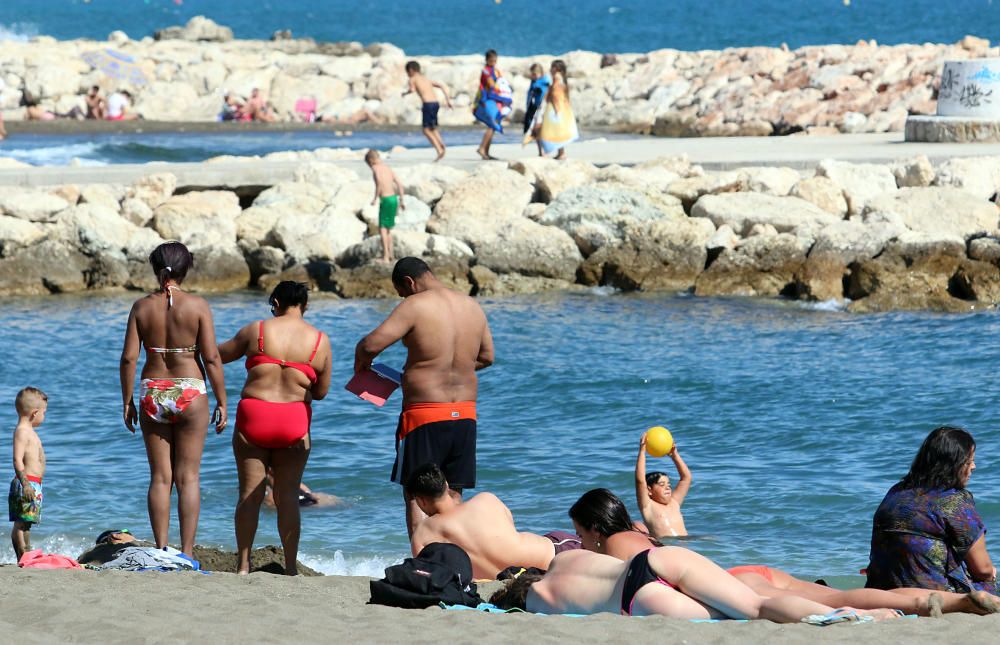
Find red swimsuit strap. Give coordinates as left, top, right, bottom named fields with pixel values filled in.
left=258, top=320, right=265, bottom=353
left=308, top=331, right=322, bottom=362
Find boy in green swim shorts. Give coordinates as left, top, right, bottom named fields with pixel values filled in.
left=366, top=149, right=406, bottom=264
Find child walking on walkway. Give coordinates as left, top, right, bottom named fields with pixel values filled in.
left=404, top=61, right=453, bottom=161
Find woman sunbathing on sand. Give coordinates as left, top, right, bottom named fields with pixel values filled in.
left=490, top=546, right=898, bottom=622
left=567, top=489, right=1000, bottom=617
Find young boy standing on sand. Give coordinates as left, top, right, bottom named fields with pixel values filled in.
left=403, top=61, right=453, bottom=161
left=635, top=430, right=691, bottom=537
left=10, top=387, right=47, bottom=560
left=366, top=149, right=405, bottom=264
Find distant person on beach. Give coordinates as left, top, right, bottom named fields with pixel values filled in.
left=354, top=257, right=494, bottom=537
left=120, top=242, right=227, bottom=557
left=407, top=463, right=577, bottom=579
left=523, top=63, right=551, bottom=157
left=218, top=281, right=332, bottom=575
left=219, top=91, right=244, bottom=122
left=106, top=90, right=138, bottom=121
left=243, top=88, right=277, bottom=122
left=21, top=92, right=84, bottom=121
left=473, top=49, right=512, bottom=160
left=365, top=149, right=405, bottom=264
left=634, top=430, right=691, bottom=538
left=537, top=59, right=578, bottom=160
left=85, top=85, right=105, bottom=120
left=489, top=546, right=899, bottom=621
left=569, top=489, right=1000, bottom=617
left=403, top=60, right=452, bottom=161
left=867, top=426, right=998, bottom=594
left=9, top=387, right=47, bottom=561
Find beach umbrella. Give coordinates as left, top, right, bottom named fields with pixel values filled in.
left=80, top=49, right=150, bottom=86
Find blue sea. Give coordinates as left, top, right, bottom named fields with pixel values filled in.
left=1, top=0, right=999, bottom=55
left=1, top=291, right=998, bottom=578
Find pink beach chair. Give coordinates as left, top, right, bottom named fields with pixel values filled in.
left=295, top=97, right=317, bottom=123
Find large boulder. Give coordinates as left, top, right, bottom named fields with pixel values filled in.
left=155, top=16, right=234, bottom=42
left=184, top=244, right=250, bottom=292
left=540, top=185, right=684, bottom=256
left=473, top=217, right=583, bottom=281
left=293, top=163, right=360, bottom=200
left=126, top=174, right=176, bottom=210
left=133, top=82, right=201, bottom=120
left=268, top=208, right=367, bottom=264
left=0, top=239, right=89, bottom=295
left=80, top=184, right=124, bottom=210
left=795, top=220, right=901, bottom=301
left=737, top=166, right=801, bottom=196
left=579, top=217, right=715, bottom=291
left=846, top=237, right=970, bottom=312
left=397, top=164, right=468, bottom=204
left=816, top=160, right=897, bottom=216
left=270, top=74, right=350, bottom=117
left=0, top=191, right=71, bottom=222
left=690, top=192, right=839, bottom=238
left=338, top=231, right=473, bottom=268
left=891, top=155, right=935, bottom=188
left=508, top=158, right=598, bottom=203
left=152, top=191, right=240, bottom=249
left=789, top=176, right=848, bottom=217
left=933, top=156, right=1000, bottom=201
left=862, top=187, right=999, bottom=241
left=253, top=181, right=329, bottom=214
left=426, top=168, right=535, bottom=243
left=235, top=205, right=284, bottom=246
left=0, top=216, right=46, bottom=256
left=56, top=203, right=134, bottom=256
left=695, top=233, right=810, bottom=297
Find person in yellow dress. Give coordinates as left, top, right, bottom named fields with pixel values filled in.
left=538, top=59, right=578, bottom=159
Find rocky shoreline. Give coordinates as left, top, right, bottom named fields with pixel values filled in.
left=0, top=16, right=995, bottom=135
left=2, top=151, right=1000, bottom=313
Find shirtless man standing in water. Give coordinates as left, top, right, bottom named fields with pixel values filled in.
left=407, top=463, right=567, bottom=579
left=355, top=257, right=494, bottom=536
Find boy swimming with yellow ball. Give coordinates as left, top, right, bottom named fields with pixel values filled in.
left=635, top=427, right=692, bottom=538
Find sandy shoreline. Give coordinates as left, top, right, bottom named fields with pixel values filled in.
left=1, top=568, right=997, bottom=644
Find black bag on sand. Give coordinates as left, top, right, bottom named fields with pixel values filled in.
left=369, top=542, right=482, bottom=609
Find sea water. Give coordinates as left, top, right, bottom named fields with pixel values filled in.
left=2, top=0, right=999, bottom=56
left=1, top=290, right=998, bottom=578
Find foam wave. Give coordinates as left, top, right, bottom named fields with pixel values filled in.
left=0, top=142, right=107, bottom=167
left=298, top=549, right=404, bottom=578
left=0, top=533, right=93, bottom=565
left=0, top=22, right=38, bottom=42
left=799, top=298, right=850, bottom=312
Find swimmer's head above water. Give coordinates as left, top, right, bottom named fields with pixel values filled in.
left=148, top=241, right=193, bottom=289
left=645, top=471, right=673, bottom=504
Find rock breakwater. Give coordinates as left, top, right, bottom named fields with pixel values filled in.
left=3, top=152, right=1000, bottom=312
left=0, top=17, right=996, bottom=135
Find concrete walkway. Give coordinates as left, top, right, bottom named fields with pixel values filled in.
left=3, top=132, right=1000, bottom=188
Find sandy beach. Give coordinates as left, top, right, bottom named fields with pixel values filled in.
left=1, top=567, right=998, bottom=644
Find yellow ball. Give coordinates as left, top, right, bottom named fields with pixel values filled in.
left=646, top=426, right=674, bottom=458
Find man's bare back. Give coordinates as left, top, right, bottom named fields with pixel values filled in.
left=398, top=287, right=489, bottom=404
left=412, top=492, right=555, bottom=579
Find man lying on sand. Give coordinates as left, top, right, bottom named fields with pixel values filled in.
left=490, top=547, right=899, bottom=622
left=407, top=463, right=579, bottom=579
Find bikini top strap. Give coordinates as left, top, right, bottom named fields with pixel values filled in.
left=308, top=331, right=323, bottom=362
left=257, top=320, right=265, bottom=353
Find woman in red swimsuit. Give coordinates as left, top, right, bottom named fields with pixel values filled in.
left=219, top=281, right=331, bottom=575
